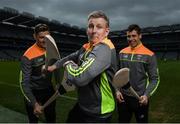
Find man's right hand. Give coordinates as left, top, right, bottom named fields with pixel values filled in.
left=63, top=60, right=77, bottom=67
left=116, top=91, right=125, bottom=103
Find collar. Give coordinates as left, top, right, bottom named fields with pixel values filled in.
left=90, top=37, right=109, bottom=46
left=84, top=37, right=112, bottom=51
left=130, top=42, right=143, bottom=51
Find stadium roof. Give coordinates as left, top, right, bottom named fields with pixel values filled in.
left=0, top=7, right=86, bottom=37
left=109, top=24, right=180, bottom=38
left=1, top=7, right=180, bottom=38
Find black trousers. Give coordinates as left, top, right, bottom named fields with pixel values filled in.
left=117, top=94, right=149, bottom=123
left=66, top=103, right=112, bottom=123
left=24, top=88, right=56, bottom=123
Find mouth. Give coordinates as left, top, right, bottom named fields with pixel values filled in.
left=128, top=40, right=135, bottom=45
left=128, top=40, right=133, bottom=44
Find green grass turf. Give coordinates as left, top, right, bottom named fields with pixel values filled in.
left=0, top=60, right=180, bottom=122
left=0, top=61, right=77, bottom=122
left=149, top=60, right=180, bottom=122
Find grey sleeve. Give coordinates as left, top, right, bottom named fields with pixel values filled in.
left=54, top=49, right=80, bottom=68
left=145, top=54, right=160, bottom=97
left=66, top=44, right=111, bottom=87
left=20, top=56, right=36, bottom=106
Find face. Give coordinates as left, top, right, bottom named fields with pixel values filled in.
left=127, top=30, right=142, bottom=48
left=33, top=31, right=49, bottom=48
left=87, top=17, right=109, bottom=44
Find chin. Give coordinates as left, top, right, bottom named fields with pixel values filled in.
left=40, top=45, right=45, bottom=48
left=41, top=43, right=45, bottom=47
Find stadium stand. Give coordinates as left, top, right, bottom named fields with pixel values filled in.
left=0, top=7, right=87, bottom=61
left=0, top=7, right=180, bottom=61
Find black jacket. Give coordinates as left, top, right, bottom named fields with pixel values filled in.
left=20, top=43, right=53, bottom=106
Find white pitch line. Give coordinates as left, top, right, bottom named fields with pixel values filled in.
left=0, top=81, right=19, bottom=88
left=59, top=95, right=77, bottom=100
left=0, top=81, right=77, bottom=101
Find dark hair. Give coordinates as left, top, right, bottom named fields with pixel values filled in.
left=34, top=23, right=49, bottom=35
left=88, top=10, right=109, bottom=27
left=127, top=24, right=141, bottom=34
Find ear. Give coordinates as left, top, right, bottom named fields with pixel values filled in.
left=86, top=29, right=88, bottom=35
left=139, top=34, right=142, bottom=39
left=33, top=33, right=36, bottom=40
left=105, top=27, right=110, bottom=37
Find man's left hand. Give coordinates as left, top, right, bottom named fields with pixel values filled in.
left=33, top=102, right=43, bottom=117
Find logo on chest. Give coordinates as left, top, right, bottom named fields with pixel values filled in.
left=123, top=54, right=128, bottom=59
left=37, top=58, right=44, bottom=62
left=136, top=54, right=143, bottom=60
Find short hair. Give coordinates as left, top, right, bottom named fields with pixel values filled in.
left=88, top=10, right=109, bottom=27
left=34, top=23, right=49, bottom=35
left=127, top=24, right=141, bottom=34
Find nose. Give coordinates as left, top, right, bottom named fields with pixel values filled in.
left=130, top=35, right=134, bottom=40
left=127, top=36, right=134, bottom=41
left=92, top=27, right=97, bottom=33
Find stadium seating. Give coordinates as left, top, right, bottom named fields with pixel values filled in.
left=0, top=7, right=180, bottom=61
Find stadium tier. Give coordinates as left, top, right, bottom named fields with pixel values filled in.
left=0, top=7, right=180, bottom=61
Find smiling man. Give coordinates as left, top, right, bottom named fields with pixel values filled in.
left=116, top=24, right=160, bottom=123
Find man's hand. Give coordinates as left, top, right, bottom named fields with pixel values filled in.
left=47, top=65, right=57, bottom=72
left=63, top=60, right=77, bottom=67
left=139, top=95, right=148, bottom=106
left=116, top=91, right=124, bottom=103
left=33, top=102, right=43, bottom=117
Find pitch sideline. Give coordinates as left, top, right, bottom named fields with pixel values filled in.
left=0, top=105, right=27, bottom=122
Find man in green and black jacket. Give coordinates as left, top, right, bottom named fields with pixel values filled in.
left=48, top=10, right=118, bottom=123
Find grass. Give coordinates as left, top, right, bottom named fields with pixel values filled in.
left=0, top=60, right=180, bottom=122
left=0, top=61, right=77, bottom=122
left=149, top=60, right=180, bottom=122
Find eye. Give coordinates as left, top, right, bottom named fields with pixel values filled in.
left=96, top=25, right=103, bottom=29
left=127, top=35, right=131, bottom=38
left=88, top=24, right=94, bottom=29
left=132, top=35, right=137, bottom=37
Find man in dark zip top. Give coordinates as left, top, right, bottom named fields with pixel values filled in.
left=20, top=24, right=56, bottom=123
left=116, top=24, right=160, bottom=123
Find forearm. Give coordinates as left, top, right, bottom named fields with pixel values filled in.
left=20, top=56, right=37, bottom=106
left=145, top=55, right=160, bottom=97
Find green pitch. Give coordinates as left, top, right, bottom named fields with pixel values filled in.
left=0, top=60, right=180, bottom=122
